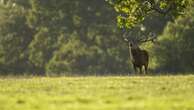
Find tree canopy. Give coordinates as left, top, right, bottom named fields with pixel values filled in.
left=150, top=4, right=194, bottom=72
left=0, top=0, right=130, bottom=75
left=106, top=0, right=190, bottom=28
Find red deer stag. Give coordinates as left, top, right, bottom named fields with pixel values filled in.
left=123, top=32, right=157, bottom=74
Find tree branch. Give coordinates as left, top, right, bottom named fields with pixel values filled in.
left=145, top=0, right=175, bottom=15
left=152, top=4, right=174, bottom=14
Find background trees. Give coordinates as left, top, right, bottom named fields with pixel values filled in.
left=150, top=5, right=194, bottom=73
left=0, top=0, right=193, bottom=75
left=0, top=0, right=130, bottom=75
left=0, top=1, right=34, bottom=74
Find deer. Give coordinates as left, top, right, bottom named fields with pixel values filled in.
left=123, top=29, right=157, bottom=74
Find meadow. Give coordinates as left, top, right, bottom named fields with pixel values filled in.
left=0, top=75, right=194, bottom=110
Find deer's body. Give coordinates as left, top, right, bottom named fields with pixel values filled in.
left=123, top=28, right=157, bottom=74
left=130, top=47, right=149, bottom=74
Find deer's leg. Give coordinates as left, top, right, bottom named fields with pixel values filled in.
left=144, top=64, right=148, bottom=74
left=139, top=66, right=143, bottom=74
left=144, top=61, right=148, bottom=74
left=133, top=64, right=137, bottom=74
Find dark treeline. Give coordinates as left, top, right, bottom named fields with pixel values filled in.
left=0, top=0, right=193, bottom=75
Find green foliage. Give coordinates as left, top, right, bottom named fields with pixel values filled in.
left=0, top=4, right=33, bottom=73
left=27, top=0, right=131, bottom=74
left=47, top=35, right=90, bottom=73
left=150, top=5, right=194, bottom=72
left=0, top=76, right=194, bottom=110
left=47, top=30, right=129, bottom=74
left=0, top=0, right=193, bottom=74
left=106, top=0, right=190, bottom=28
left=0, top=0, right=131, bottom=74
left=29, top=27, right=58, bottom=73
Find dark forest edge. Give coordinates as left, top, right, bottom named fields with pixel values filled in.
left=0, top=0, right=193, bottom=75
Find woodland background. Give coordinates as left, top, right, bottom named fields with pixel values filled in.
left=0, top=0, right=193, bottom=75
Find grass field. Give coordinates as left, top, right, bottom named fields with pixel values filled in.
left=0, top=75, right=194, bottom=110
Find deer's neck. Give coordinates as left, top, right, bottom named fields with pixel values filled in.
left=129, top=47, right=134, bottom=62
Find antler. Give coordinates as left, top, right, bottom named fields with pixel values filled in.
left=138, top=32, right=157, bottom=43
left=144, top=0, right=175, bottom=15
left=122, top=25, right=157, bottom=44
left=122, top=28, right=132, bottom=42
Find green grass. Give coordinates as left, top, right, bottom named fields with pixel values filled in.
left=0, top=75, right=194, bottom=110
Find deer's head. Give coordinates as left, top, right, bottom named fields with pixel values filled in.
left=124, top=38, right=140, bottom=50
left=123, top=29, right=157, bottom=50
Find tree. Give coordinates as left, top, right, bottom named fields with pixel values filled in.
left=46, top=0, right=130, bottom=74
left=106, top=0, right=190, bottom=28
left=150, top=4, right=194, bottom=72
left=28, top=27, right=58, bottom=74
left=0, top=0, right=130, bottom=74
left=0, top=1, right=34, bottom=74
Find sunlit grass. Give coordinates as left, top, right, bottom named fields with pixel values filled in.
left=0, top=75, right=194, bottom=110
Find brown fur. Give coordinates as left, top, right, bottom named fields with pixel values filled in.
left=131, top=47, right=149, bottom=74
left=128, top=42, right=149, bottom=74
